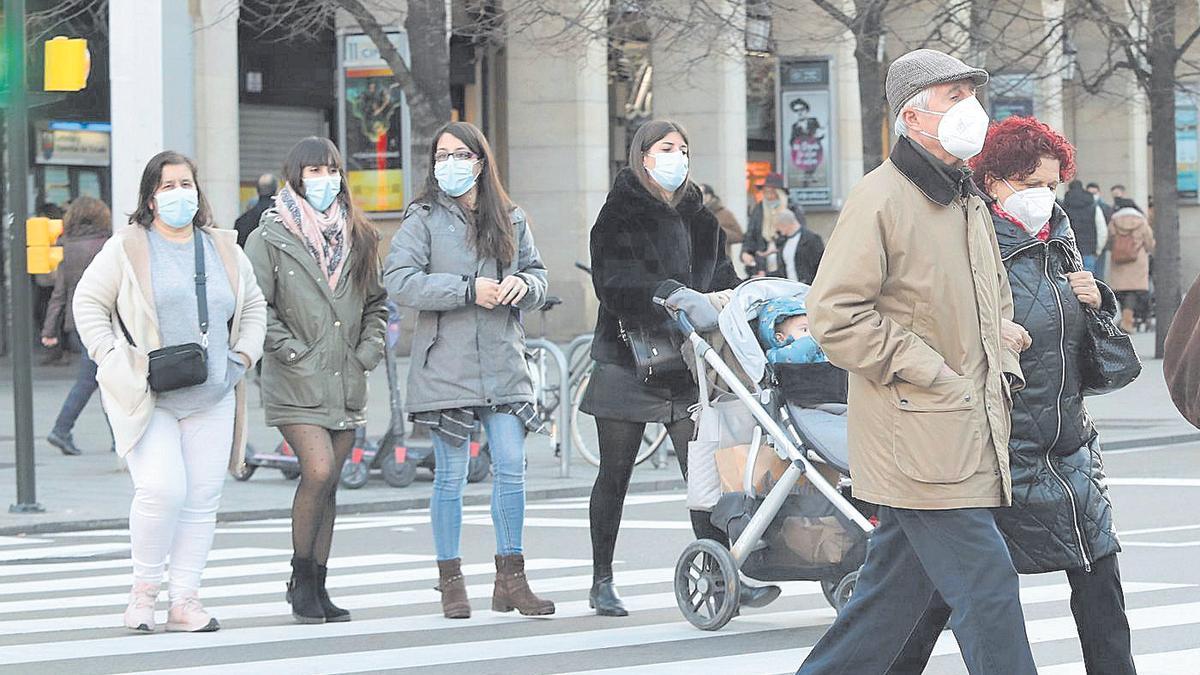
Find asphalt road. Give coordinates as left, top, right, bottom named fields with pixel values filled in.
left=1, top=440, right=1198, bottom=674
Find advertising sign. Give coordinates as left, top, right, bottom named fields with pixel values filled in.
left=339, top=32, right=411, bottom=213
left=1177, top=92, right=1198, bottom=200
left=35, top=121, right=110, bottom=167
left=778, top=59, right=834, bottom=207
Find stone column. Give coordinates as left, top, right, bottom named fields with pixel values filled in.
left=651, top=0, right=749, bottom=222
left=1038, top=0, right=1066, bottom=133
left=109, top=0, right=194, bottom=228
left=504, top=0, right=610, bottom=338
left=191, top=0, right=241, bottom=229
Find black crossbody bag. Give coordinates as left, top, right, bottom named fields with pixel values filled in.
left=118, top=232, right=210, bottom=393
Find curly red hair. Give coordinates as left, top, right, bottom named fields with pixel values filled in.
left=969, top=116, right=1076, bottom=189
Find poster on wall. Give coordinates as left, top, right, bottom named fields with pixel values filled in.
left=339, top=33, right=411, bottom=213
left=778, top=59, right=834, bottom=207
left=1177, top=93, right=1198, bottom=200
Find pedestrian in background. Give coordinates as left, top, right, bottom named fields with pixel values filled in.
left=235, top=173, right=277, bottom=248
left=42, top=196, right=114, bottom=456
left=1062, top=179, right=1107, bottom=276
left=245, top=137, right=387, bottom=625
left=893, top=115, right=1135, bottom=674
left=742, top=172, right=788, bottom=275
left=799, top=49, right=1036, bottom=674
left=1166, top=273, right=1200, bottom=429
left=1110, top=184, right=1140, bottom=212
left=1086, top=181, right=1113, bottom=281
left=385, top=121, right=554, bottom=620
left=1107, top=206, right=1156, bottom=332
left=765, top=208, right=824, bottom=285
left=581, top=119, right=779, bottom=617
left=74, top=150, right=266, bottom=633
left=700, top=183, right=744, bottom=261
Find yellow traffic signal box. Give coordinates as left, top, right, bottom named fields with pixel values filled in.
left=44, top=36, right=90, bottom=92
left=27, top=217, right=64, bottom=274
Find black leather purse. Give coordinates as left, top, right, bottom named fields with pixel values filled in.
left=1064, top=251, right=1142, bottom=396
left=618, top=318, right=687, bottom=385
left=118, top=232, right=210, bottom=393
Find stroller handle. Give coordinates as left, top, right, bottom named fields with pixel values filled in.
left=668, top=307, right=698, bottom=337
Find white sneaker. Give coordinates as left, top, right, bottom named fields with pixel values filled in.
left=123, top=581, right=159, bottom=632
left=166, top=593, right=220, bottom=632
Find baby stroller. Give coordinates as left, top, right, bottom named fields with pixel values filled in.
left=670, top=278, right=875, bottom=631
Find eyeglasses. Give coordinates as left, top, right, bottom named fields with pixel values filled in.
left=434, top=150, right=477, bottom=163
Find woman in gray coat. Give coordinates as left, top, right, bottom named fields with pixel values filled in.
left=385, top=121, right=553, bottom=620
left=245, top=137, right=388, bottom=624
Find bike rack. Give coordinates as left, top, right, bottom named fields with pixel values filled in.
left=527, top=338, right=572, bottom=478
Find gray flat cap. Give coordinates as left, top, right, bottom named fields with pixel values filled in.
left=886, top=48, right=989, bottom=112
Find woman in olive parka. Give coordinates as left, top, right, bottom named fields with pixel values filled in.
left=245, top=137, right=387, bottom=625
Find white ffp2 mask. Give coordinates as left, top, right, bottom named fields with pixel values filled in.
left=916, top=96, right=991, bottom=161
left=1002, top=179, right=1057, bottom=234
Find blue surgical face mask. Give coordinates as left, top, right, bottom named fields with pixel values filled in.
left=646, top=151, right=689, bottom=192
left=434, top=157, right=479, bottom=198
left=302, top=175, right=341, bottom=212
left=155, top=187, right=199, bottom=229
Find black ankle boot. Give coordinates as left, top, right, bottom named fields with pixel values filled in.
left=739, top=582, right=781, bottom=608
left=589, top=576, right=628, bottom=617
left=287, top=556, right=326, bottom=624
left=316, top=564, right=351, bottom=622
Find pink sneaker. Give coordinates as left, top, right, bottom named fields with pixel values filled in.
left=123, top=582, right=159, bottom=632
left=165, top=593, right=220, bottom=632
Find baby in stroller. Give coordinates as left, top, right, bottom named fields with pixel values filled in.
left=675, top=278, right=873, bottom=630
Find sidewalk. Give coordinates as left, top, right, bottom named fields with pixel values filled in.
left=1, top=332, right=1195, bottom=534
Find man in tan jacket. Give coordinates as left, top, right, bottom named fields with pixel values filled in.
left=798, top=49, right=1037, bottom=674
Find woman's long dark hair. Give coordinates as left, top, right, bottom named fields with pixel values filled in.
left=628, top=119, right=691, bottom=206
left=418, top=121, right=517, bottom=267
left=282, top=136, right=381, bottom=296
left=130, top=151, right=213, bottom=229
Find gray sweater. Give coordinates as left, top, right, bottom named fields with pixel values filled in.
left=148, top=229, right=245, bottom=418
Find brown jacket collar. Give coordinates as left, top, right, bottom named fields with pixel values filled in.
left=891, top=135, right=978, bottom=207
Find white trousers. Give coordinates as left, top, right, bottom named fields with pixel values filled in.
left=125, top=392, right=234, bottom=600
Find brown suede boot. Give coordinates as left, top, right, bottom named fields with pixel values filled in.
left=436, top=558, right=471, bottom=619
left=492, top=554, right=555, bottom=616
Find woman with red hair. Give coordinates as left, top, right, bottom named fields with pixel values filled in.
left=896, top=116, right=1135, bottom=673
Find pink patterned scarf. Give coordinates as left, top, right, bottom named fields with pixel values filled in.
left=274, top=184, right=349, bottom=291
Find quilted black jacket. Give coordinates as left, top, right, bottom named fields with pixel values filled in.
left=989, top=201, right=1121, bottom=574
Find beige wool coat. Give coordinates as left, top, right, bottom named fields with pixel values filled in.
left=1106, top=207, right=1156, bottom=292
left=73, top=226, right=267, bottom=461
left=807, top=137, right=1024, bottom=510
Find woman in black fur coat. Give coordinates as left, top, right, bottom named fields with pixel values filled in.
left=580, top=120, right=777, bottom=616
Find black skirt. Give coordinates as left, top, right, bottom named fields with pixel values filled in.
left=579, top=361, right=697, bottom=424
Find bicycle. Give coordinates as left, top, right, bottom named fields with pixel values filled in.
left=561, top=262, right=668, bottom=467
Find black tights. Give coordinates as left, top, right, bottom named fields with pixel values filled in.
left=589, top=417, right=728, bottom=580
left=281, top=425, right=356, bottom=564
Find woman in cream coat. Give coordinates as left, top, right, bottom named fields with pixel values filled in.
left=74, top=151, right=266, bottom=633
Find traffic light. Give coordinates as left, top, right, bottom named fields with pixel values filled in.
left=44, top=36, right=89, bottom=91
left=26, top=216, right=63, bottom=274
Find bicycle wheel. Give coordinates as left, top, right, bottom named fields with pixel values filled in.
left=571, top=364, right=671, bottom=468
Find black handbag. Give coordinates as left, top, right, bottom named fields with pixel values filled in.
left=618, top=318, right=687, bottom=384
left=1064, top=251, right=1142, bottom=396
left=118, top=232, right=210, bottom=393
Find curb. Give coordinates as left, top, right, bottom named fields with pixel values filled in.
left=1102, top=432, right=1200, bottom=451
left=0, top=477, right=687, bottom=537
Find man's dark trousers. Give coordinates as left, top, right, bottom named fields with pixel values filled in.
left=796, top=506, right=1036, bottom=674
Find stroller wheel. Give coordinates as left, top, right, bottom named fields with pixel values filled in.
left=822, top=569, right=859, bottom=614
left=674, top=539, right=740, bottom=631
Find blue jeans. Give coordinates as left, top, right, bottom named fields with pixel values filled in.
left=52, top=333, right=108, bottom=438
left=797, top=506, right=1036, bottom=675
left=431, top=409, right=526, bottom=560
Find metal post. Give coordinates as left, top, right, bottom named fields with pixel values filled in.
left=6, top=0, right=42, bottom=513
